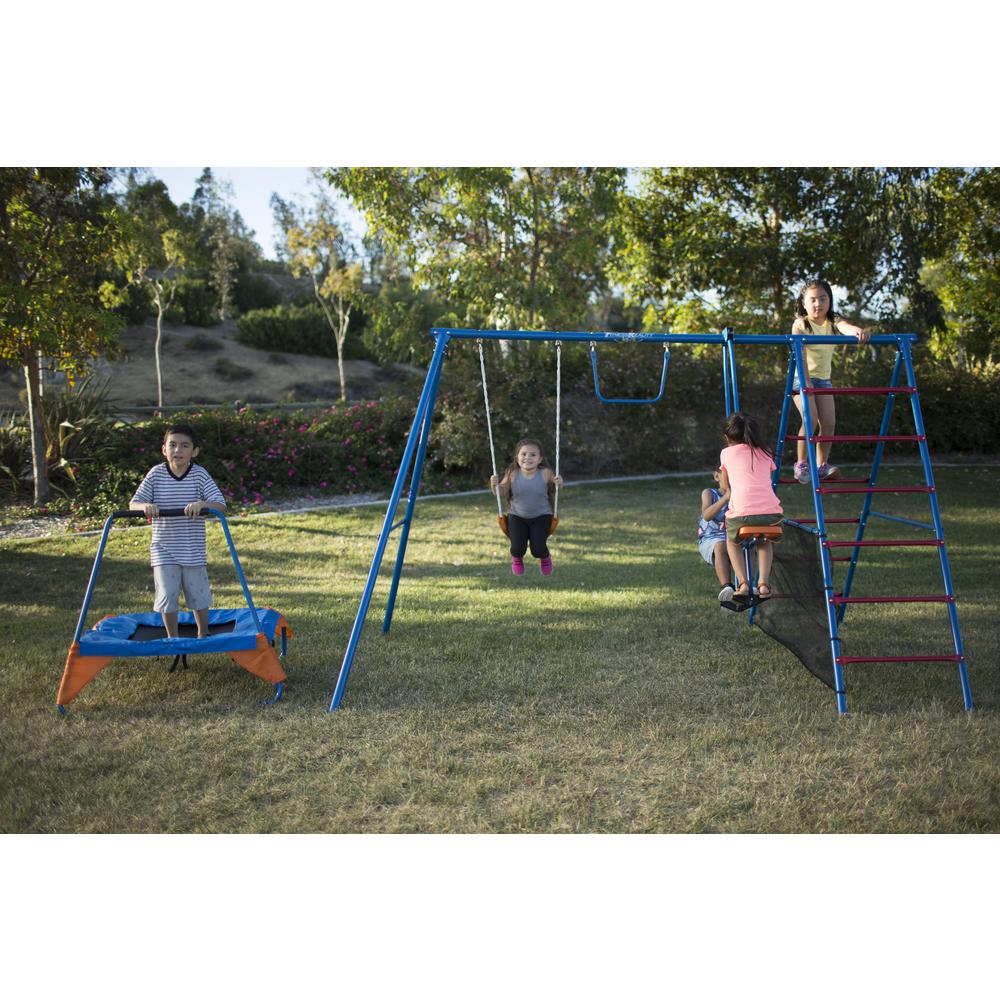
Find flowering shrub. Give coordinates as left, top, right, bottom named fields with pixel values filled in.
left=73, top=397, right=444, bottom=518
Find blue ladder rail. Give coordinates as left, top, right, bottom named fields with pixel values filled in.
left=773, top=334, right=972, bottom=714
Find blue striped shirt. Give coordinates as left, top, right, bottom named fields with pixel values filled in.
left=131, top=462, right=226, bottom=566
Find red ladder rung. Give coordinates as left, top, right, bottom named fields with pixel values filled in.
left=823, top=539, right=942, bottom=548
left=830, top=595, right=954, bottom=604
left=785, top=434, right=925, bottom=442
left=798, top=387, right=916, bottom=395
left=830, top=556, right=852, bottom=562
left=780, top=477, right=870, bottom=485
left=817, top=485, right=933, bottom=494
left=836, top=655, right=963, bottom=664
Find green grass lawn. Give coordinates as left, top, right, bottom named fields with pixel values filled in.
left=1, top=465, right=998, bottom=833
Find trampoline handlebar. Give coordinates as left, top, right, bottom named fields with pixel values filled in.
left=112, top=508, right=220, bottom=519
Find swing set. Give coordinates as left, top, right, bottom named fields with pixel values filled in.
left=329, top=326, right=971, bottom=716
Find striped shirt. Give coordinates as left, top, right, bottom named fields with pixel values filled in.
left=131, top=462, right=226, bottom=567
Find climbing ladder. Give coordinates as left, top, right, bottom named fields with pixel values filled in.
left=770, top=332, right=972, bottom=715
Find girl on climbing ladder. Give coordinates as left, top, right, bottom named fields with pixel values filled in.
left=791, top=278, right=871, bottom=483
left=719, top=412, right=783, bottom=603
left=490, top=438, right=564, bottom=577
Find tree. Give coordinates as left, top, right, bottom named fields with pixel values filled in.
left=328, top=168, right=626, bottom=331
left=920, top=168, right=1000, bottom=365
left=184, top=168, right=262, bottom=322
left=271, top=172, right=364, bottom=400
left=105, top=175, right=192, bottom=412
left=0, top=168, right=124, bottom=504
left=611, top=167, right=941, bottom=336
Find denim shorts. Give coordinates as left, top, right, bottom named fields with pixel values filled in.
left=698, top=533, right=727, bottom=565
left=792, top=375, right=833, bottom=393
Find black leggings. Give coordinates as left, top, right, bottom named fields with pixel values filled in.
left=508, top=514, right=552, bottom=559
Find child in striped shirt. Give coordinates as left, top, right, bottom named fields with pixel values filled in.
left=129, top=424, right=226, bottom=639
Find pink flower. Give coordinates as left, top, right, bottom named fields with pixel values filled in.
left=319, top=481, right=327, bottom=488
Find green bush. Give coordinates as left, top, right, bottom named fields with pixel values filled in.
left=4, top=346, right=998, bottom=522
left=235, top=303, right=371, bottom=360
left=165, top=277, right=217, bottom=327
left=233, top=272, right=283, bottom=314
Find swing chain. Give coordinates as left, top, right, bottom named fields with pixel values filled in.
left=478, top=339, right=504, bottom=517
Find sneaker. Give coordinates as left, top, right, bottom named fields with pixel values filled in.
left=511, top=556, right=524, bottom=576
left=818, top=463, right=840, bottom=481
left=718, top=585, right=735, bottom=603
left=539, top=556, right=553, bottom=576
left=794, top=461, right=810, bottom=484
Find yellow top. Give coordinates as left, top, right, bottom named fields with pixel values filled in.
left=802, top=318, right=843, bottom=380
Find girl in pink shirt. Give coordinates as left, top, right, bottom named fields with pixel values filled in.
left=718, top=412, right=783, bottom=602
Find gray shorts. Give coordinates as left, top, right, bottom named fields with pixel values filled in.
left=153, top=564, right=212, bottom=614
left=698, top=534, right=727, bottom=565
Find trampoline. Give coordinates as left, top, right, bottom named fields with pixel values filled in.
left=57, top=508, right=292, bottom=710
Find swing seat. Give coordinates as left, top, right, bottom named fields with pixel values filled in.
left=497, top=513, right=559, bottom=537
left=737, top=525, right=783, bottom=544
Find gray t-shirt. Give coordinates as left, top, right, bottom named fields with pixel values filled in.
left=509, top=470, right=552, bottom=518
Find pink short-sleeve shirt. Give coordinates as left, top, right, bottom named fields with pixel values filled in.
left=720, top=444, right=783, bottom=518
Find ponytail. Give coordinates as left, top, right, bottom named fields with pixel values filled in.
left=722, top=412, right=774, bottom=463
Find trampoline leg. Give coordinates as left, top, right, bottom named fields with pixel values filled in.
left=259, top=682, right=284, bottom=706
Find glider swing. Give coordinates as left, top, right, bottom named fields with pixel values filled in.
left=478, top=337, right=561, bottom=538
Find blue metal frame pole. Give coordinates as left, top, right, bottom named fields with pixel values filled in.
left=207, top=510, right=263, bottom=633
left=382, top=337, right=448, bottom=633
left=329, top=331, right=451, bottom=711
left=771, top=349, right=798, bottom=488
left=792, top=337, right=848, bottom=713
left=72, top=513, right=118, bottom=643
left=722, top=333, right=731, bottom=417
left=900, top=340, right=973, bottom=710
left=723, top=327, right=739, bottom=413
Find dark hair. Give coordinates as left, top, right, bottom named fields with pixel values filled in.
left=722, top=412, right=773, bottom=462
left=794, top=278, right=839, bottom=325
left=501, top=438, right=555, bottom=503
left=163, top=423, right=199, bottom=448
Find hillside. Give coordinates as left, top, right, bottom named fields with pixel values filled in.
left=0, top=320, right=422, bottom=414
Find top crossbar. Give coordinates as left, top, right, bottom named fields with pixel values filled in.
left=431, top=328, right=915, bottom=347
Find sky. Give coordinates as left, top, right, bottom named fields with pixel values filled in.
left=150, top=167, right=366, bottom=260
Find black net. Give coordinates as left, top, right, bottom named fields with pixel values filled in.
left=752, top=522, right=839, bottom=690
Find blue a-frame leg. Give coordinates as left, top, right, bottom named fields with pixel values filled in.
left=328, top=331, right=450, bottom=710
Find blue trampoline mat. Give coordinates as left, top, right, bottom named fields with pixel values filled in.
left=79, top=608, right=285, bottom=657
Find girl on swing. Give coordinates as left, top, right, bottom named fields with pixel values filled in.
left=490, top=439, right=564, bottom=576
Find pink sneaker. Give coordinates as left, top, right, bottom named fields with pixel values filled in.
left=539, top=556, right=553, bottom=576
left=511, top=556, right=524, bottom=576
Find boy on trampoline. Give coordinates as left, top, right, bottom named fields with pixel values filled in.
left=699, top=467, right=733, bottom=602
left=719, top=412, right=783, bottom=602
left=129, top=423, right=226, bottom=639
left=791, top=278, right=870, bottom=483
left=490, top=438, right=563, bottom=576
